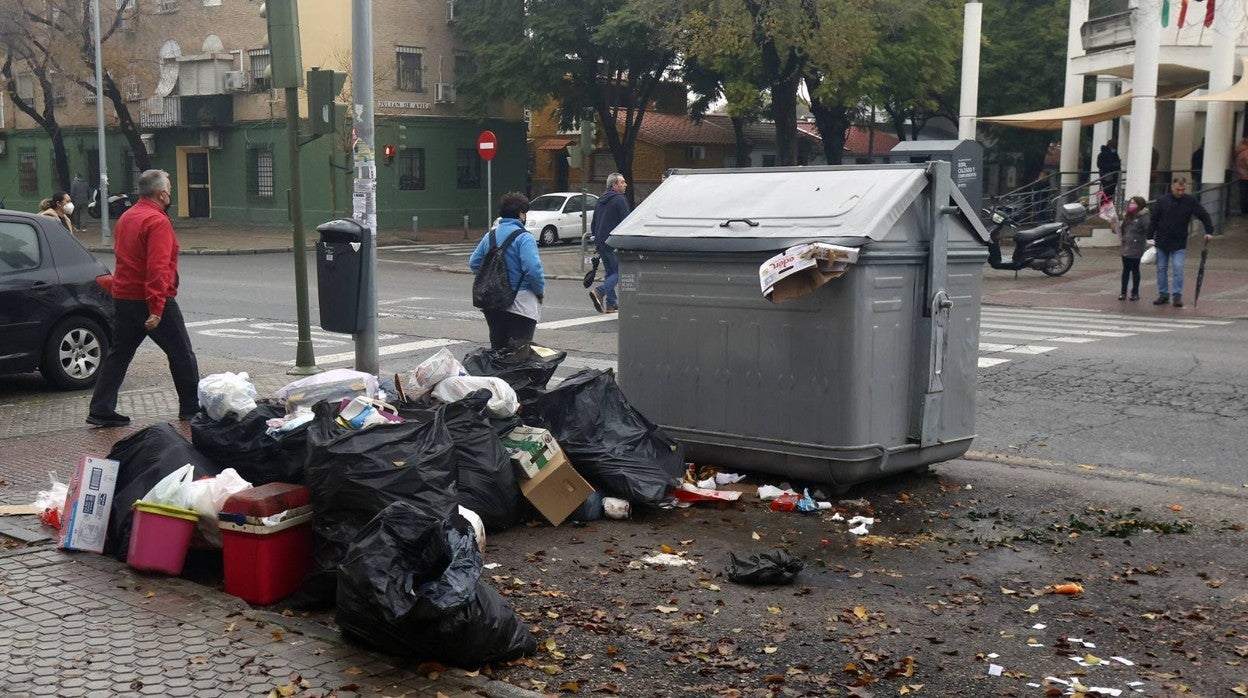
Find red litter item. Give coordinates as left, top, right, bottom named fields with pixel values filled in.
left=769, top=493, right=801, bottom=512
left=219, top=483, right=313, bottom=605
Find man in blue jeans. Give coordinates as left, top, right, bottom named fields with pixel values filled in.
left=588, top=173, right=631, bottom=313
left=1148, top=176, right=1214, bottom=308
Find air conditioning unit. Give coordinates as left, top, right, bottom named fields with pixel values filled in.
left=224, top=71, right=248, bottom=92
left=200, top=130, right=223, bottom=149
left=685, top=145, right=706, bottom=161
left=435, top=82, right=456, bottom=104
left=446, top=0, right=456, bottom=23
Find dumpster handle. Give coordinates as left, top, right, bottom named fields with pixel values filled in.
left=719, top=218, right=760, bottom=228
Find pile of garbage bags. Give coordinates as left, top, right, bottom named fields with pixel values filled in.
left=93, top=342, right=684, bottom=668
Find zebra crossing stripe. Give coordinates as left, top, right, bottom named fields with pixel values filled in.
left=981, top=311, right=1207, bottom=332
left=978, top=343, right=1056, bottom=355
left=983, top=306, right=1231, bottom=326
left=980, top=322, right=1132, bottom=338
left=981, top=331, right=1096, bottom=344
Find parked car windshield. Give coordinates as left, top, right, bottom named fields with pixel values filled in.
left=529, top=195, right=567, bottom=212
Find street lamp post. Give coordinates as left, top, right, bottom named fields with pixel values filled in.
left=91, top=0, right=111, bottom=245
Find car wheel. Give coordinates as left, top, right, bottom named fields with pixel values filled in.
left=40, top=316, right=109, bottom=391
left=539, top=226, right=559, bottom=247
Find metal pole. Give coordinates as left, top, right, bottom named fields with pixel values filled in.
left=286, top=86, right=320, bottom=375
left=957, top=0, right=982, bottom=141
left=91, top=0, right=110, bottom=245
left=352, top=0, right=379, bottom=374
left=486, top=159, right=492, bottom=232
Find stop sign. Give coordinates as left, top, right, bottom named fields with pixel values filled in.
left=477, top=130, right=498, bottom=161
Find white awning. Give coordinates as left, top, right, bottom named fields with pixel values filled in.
left=982, top=84, right=1202, bottom=131
left=1177, top=57, right=1248, bottom=102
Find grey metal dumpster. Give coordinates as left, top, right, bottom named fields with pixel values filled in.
left=316, top=219, right=365, bottom=333
left=609, top=162, right=989, bottom=490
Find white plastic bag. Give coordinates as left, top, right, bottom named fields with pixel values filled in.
left=458, top=505, right=487, bottom=553
left=197, top=372, right=258, bottom=421
left=1141, top=245, right=1157, bottom=265
left=34, top=472, right=69, bottom=528
left=186, top=469, right=253, bottom=548
left=407, top=348, right=467, bottom=397
left=276, top=368, right=379, bottom=414
left=141, top=464, right=197, bottom=510
left=432, top=375, right=519, bottom=417
left=337, top=395, right=401, bottom=430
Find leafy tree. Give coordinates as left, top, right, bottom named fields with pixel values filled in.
left=870, top=0, right=961, bottom=141
left=453, top=0, right=677, bottom=205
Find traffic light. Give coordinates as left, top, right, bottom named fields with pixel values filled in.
left=565, top=143, right=582, bottom=169
left=260, top=0, right=303, bottom=89
left=306, top=68, right=347, bottom=137
left=382, top=144, right=396, bottom=165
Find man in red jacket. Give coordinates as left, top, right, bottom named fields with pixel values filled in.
left=87, top=169, right=200, bottom=427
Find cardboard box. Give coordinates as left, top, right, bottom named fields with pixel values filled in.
left=58, top=455, right=120, bottom=554
left=503, top=426, right=565, bottom=479
left=759, top=242, right=860, bottom=303
left=519, top=454, right=594, bottom=526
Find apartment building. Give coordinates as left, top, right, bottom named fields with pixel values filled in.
left=0, top=0, right=525, bottom=229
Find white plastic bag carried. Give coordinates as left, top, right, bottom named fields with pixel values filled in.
left=1141, top=244, right=1157, bottom=265
left=186, top=468, right=253, bottom=548
left=276, top=368, right=379, bottom=414
left=432, top=375, right=519, bottom=417
left=197, top=372, right=258, bottom=421
left=407, top=348, right=467, bottom=397
left=141, top=464, right=197, bottom=510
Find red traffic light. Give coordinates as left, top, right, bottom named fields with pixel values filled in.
left=382, top=144, right=396, bottom=163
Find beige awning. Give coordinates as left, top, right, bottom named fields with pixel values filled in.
left=982, top=84, right=1203, bottom=131
left=1177, top=57, right=1248, bottom=102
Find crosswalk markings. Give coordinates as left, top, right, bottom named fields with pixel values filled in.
left=281, top=338, right=463, bottom=367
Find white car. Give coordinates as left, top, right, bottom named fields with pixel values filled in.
left=524, top=192, right=597, bottom=246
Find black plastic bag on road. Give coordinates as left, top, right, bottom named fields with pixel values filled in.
left=527, top=369, right=684, bottom=507
left=104, top=423, right=223, bottom=560
left=726, top=551, right=806, bottom=585
left=336, top=501, right=535, bottom=667
left=190, top=400, right=309, bottom=485
left=396, top=392, right=523, bottom=532
left=299, top=401, right=459, bottom=606
left=461, top=343, right=567, bottom=393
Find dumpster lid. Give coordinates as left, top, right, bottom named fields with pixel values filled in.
left=610, top=164, right=985, bottom=252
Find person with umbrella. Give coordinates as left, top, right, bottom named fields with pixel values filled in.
left=1147, top=176, right=1215, bottom=308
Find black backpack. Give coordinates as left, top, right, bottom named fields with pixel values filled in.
left=472, top=226, right=527, bottom=310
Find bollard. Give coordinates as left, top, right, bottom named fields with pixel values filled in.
left=463, top=214, right=470, bottom=240
left=411, top=215, right=419, bottom=236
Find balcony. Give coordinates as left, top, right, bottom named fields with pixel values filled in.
left=1081, top=11, right=1134, bottom=53
left=139, top=97, right=181, bottom=129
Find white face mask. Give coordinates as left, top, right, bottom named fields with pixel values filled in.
left=62, top=202, right=75, bottom=215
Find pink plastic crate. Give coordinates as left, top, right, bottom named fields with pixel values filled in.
left=127, top=501, right=198, bottom=575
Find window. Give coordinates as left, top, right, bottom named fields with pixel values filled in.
left=15, top=74, right=35, bottom=102
left=19, top=149, right=38, bottom=195
left=396, top=46, right=424, bottom=92
left=203, top=0, right=222, bottom=5
left=454, top=51, right=474, bottom=82
left=455, top=148, right=480, bottom=189
left=398, top=149, right=426, bottom=191
left=591, top=152, right=613, bottom=180
left=155, top=0, right=179, bottom=13
left=0, top=222, right=42, bottom=273
left=120, top=150, right=139, bottom=194
left=248, top=148, right=275, bottom=200
left=248, top=49, right=272, bottom=91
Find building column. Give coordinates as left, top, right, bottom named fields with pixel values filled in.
left=1060, top=0, right=1090, bottom=188
left=1091, top=79, right=1116, bottom=196
left=1124, top=1, right=1161, bottom=201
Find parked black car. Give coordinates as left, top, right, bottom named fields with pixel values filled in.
left=0, top=210, right=114, bottom=390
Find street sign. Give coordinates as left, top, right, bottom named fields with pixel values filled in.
left=477, top=130, right=498, bottom=161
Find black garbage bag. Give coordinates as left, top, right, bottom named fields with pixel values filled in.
left=300, top=401, right=460, bottom=606
left=527, top=369, right=684, bottom=507
left=461, top=344, right=567, bottom=393
left=396, top=392, right=523, bottom=533
left=190, top=400, right=310, bottom=485
left=726, top=551, right=806, bottom=585
left=104, top=424, right=222, bottom=560
left=336, top=501, right=535, bottom=667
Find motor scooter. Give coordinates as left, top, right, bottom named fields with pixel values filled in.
left=87, top=189, right=134, bottom=219
left=983, top=202, right=1086, bottom=277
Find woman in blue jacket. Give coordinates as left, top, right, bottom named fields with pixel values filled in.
left=469, top=192, right=546, bottom=349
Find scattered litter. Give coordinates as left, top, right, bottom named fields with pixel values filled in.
left=715, top=472, right=746, bottom=485
left=1027, top=683, right=1041, bottom=689
left=636, top=553, right=695, bottom=568
left=1053, top=582, right=1084, bottom=595
left=757, top=485, right=797, bottom=501
left=696, top=477, right=717, bottom=490
left=1070, top=653, right=1103, bottom=667
left=830, top=512, right=844, bottom=521
left=673, top=483, right=743, bottom=504
left=987, top=663, right=1003, bottom=676
left=848, top=523, right=870, bottom=536
left=1032, top=623, right=1047, bottom=630
left=483, top=563, right=501, bottom=570
left=839, top=498, right=869, bottom=508
left=726, top=550, right=804, bottom=585
left=1111, top=656, right=1135, bottom=666
left=602, top=497, right=631, bottom=520
left=846, top=515, right=874, bottom=535
left=34, top=472, right=68, bottom=529
left=986, top=653, right=999, bottom=659
left=1027, top=639, right=1044, bottom=647
left=1045, top=677, right=1070, bottom=685
left=0, top=504, right=40, bottom=516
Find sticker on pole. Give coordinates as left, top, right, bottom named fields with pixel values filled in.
left=477, top=130, right=498, bottom=161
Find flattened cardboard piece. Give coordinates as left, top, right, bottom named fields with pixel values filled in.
left=760, top=242, right=860, bottom=303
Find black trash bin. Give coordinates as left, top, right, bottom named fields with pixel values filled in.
left=316, top=219, right=365, bottom=333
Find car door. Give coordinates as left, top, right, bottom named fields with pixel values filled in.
left=562, top=194, right=592, bottom=241
left=0, top=217, right=60, bottom=373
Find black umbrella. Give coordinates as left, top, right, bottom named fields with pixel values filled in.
left=582, top=255, right=600, bottom=288
left=1193, top=239, right=1209, bottom=307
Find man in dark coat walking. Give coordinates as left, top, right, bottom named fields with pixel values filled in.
left=587, top=173, right=630, bottom=313
left=1148, top=176, right=1215, bottom=308
left=1097, top=139, right=1122, bottom=198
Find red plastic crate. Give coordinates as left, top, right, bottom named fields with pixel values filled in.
left=221, top=513, right=312, bottom=605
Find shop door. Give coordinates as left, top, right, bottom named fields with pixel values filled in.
left=186, top=152, right=210, bottom=218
